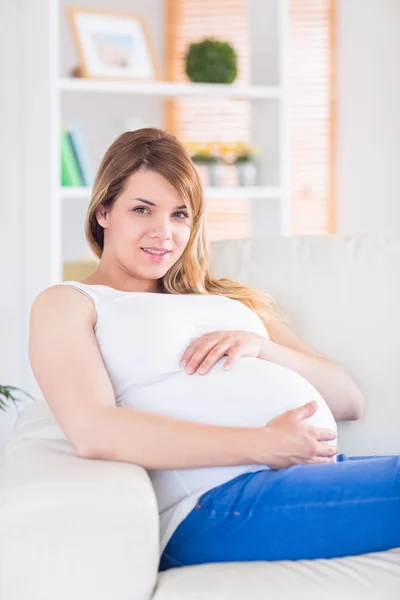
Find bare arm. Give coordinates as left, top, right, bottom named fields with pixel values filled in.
left=82, top=405, right=258, bottom=468
left=29, top=286, right=336, bottom=469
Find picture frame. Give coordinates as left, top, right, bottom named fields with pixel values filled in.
left=68, top=8, right=159, bottom=81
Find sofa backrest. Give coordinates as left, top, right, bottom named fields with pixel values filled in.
left=210, top=234, right=400, bottom=456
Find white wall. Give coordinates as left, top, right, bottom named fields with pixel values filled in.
left=0, top=1, right=25, bottom=460
left=337, top=0, right=400, bottom=234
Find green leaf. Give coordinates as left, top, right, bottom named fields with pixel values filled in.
left=0, top=385, right=36, bottom=412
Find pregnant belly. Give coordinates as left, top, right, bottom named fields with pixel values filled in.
left=127, top=358, right=338, bottom=507
left=123, top=357, right=337, bottom=440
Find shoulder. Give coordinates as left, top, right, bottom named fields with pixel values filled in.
left=32, top=283, right=91, bottom=308
left=30, top=284, right=96, bottom=329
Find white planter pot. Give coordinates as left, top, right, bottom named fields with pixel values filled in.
left=193, top=163, right=209, bottom=185
left=208, top=163, right=226, bottom=186
left=236, top=161, right=258, bottom=186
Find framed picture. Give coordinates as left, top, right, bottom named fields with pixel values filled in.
left=68, top=8, right=159, bottom=81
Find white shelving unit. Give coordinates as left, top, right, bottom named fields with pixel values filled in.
left=19, top=0, right=289, bottom=392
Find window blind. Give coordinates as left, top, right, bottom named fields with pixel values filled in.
left=289, top=0, right=336, bottom=234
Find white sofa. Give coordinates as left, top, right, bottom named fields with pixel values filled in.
left=1, top=234, right=399, bottom=600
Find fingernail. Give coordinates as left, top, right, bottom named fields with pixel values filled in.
left=198, top=368, right=206, bottom=375
left=185, top=366, right=193, bottom=374
left=224, top=364, right=231, bottom=370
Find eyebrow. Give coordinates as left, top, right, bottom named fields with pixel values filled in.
left=132, top=197, right=187, bottom=210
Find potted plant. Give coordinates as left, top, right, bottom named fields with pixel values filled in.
left=185, top=38, right=238, bottom=84
left=187, top=142, right=225, bottom=186
left=0, top=385, right=35, bottom=413
left=233, top=142, right=259, bottom=186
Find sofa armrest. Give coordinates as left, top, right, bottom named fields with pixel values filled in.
left=0, top=410, right=160, bottom=600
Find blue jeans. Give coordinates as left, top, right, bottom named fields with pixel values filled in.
left=159, top=454, right=400, bottom=571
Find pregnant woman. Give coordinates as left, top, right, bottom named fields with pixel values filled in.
left=29, top=128, right=400, bottom=572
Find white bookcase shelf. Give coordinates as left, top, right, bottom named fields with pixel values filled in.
left=59, top=78, right=281, bottom=100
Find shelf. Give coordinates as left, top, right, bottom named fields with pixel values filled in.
left=61, top=186, right=281, bottom=201
left=59, top=78, right=280, bottom=100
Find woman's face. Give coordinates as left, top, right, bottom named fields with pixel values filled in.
left=97, top=170, right=192, bottom=286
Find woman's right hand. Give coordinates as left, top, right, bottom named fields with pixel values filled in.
left=254, top=400, right=338, bottom=470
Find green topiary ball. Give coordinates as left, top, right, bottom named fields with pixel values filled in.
left=185, top=38, right=238, bottom=84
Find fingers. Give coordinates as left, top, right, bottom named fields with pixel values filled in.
left=182, top=340, right=218, bottom=373
left=180, top=331, right=251, bottom=374
left=293, top=400, right=318, bottom=420
left=315, top=442, right=338, bottom=458
left=223, top=344, right=242, bottom=371
left=183, top=341, right=231, bottom=374
left=180, top=337, right=207, bottom=368
left=197, top=344, right=231, bottom=374
left=314, top=427, right=337, bottom=442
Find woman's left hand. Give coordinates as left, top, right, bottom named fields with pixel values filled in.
left=180, top=330, right=269, bottom=375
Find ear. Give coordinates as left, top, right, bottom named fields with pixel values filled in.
left=96, top=204, right=109, bottom=228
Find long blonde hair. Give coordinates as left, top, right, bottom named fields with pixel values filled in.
left=85, top=127, right=289, bottom=328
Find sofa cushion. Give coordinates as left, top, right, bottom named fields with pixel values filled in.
left=154, top=548, right=400, bottom=599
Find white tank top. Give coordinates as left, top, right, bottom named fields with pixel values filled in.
left=60, top=281, right=337, bottom=554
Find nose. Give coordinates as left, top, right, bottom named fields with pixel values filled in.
left=148, top=213, right=172, bottom=241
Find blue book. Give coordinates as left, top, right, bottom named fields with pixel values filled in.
left=68, top=124, right=94, bottom=187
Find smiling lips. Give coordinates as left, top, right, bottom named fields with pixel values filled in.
left=141, top=247, right=171, bottom=261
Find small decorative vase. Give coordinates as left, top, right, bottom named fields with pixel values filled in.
left=208, top=162, right=226, bottom=186
left=193, top=163, right=209, bottom=185
left=236, top=161, right=257, bottom=186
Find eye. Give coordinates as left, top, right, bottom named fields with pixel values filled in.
left=174, top=211, right=189, bottom=219
left=132, top=206, right=149, bottom=214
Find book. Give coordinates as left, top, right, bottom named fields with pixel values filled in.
left=68, top=124, right=94, bottom=186
left=61, top=128, right=84, bottom=187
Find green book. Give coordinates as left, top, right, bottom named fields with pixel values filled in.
left=61, top=128, right=84, bottom=186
